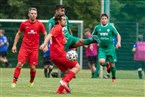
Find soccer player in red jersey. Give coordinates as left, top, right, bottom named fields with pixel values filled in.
left=11, top=8, right=47, bottom=88
left=40, top=14, right=80, bottom=94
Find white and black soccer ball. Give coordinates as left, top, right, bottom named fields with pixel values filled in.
left=66, top=50, right=78, bottom=61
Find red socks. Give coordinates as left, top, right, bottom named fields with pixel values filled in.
left=57, top=71, right=75, bottom=92
left=63, top=71, right=75, bottom=83
left=12, top=66, right=36, bottom=84
left=56, top=85, right=64, bottom=92
left=30, top=70, right=36, bottom=83
left=13, top=66, right=21, bottom=83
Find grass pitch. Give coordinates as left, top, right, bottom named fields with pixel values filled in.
left=0, top=68, right=144, bottom=97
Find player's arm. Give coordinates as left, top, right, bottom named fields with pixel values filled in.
left=43, top=31, right=47, bottom=39
left=91, top=26, right=100, bottom=44
left=41, top=31, right=48, bottom=52
left=116, top=34, right=121, bottom=49
left=69, top=28, right=73, bottom=35
left=112, top=25, right=121, bottom=48
left=68, top=23, right=73, bottom=35
left=12, top=30, right=22, bottom=53
left=40, top=33, right=52, bottom=51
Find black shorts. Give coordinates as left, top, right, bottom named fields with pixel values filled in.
left=0, top=51, right=7, bottom=57
left=87, top=56, right=97, bottom=65
left=43, top=56, right=54, bottom=66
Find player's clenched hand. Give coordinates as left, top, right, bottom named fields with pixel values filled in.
left=39, top=44, right=45, bottom=51
left=12, top=46, right=17, bottom=53
left=42, top=45, right=48, bottom=52
left=116, top=42, right=121, bottom=49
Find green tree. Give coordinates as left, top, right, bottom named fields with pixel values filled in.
left=0, top=0, right=101, bottom=29
left=64, top=0, right=101, bottom=28
left=111, top=0, right=145, bottom=23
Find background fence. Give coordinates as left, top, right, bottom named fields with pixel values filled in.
left=0, top=0, right=145, bottom=71
left=0, top=21, right=145, bottom=70
left=83, top=22, right=145, bottom=70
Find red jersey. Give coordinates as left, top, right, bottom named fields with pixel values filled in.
left=19, top=20, right=46, bottom=49
left=50, top=24, right=66, bottom=60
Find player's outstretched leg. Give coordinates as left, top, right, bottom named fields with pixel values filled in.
left=60, top=71, right=76, bottom=93
left=84, top=38, right=94, bottom=45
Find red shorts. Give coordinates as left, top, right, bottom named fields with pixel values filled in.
left=52, top=56, right=77, bottom=73
left=18, top=47, right=38, bottom=66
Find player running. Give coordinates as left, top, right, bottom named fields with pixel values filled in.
left=92, top=13, right=121, bottom=82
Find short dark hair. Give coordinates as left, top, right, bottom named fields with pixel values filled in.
left=28, top=7, right=37, bottom=12
left=54, top=5, right=65, bottom=11
left=54, top=14, right=65, bottom=24
left=101, top=13, right=108, bottom=18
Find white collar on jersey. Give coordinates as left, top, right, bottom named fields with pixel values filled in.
left=101, top=23, right=108, bottom=27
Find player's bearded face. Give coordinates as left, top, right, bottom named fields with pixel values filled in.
left=57, top=8, right=65, bottom=15
left=28, top=10, right=37, bottom=22
left=101, top=16, right=108, bottom=25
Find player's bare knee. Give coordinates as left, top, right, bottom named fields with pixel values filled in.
left=49, top=65, right=53, bottom=69
left=30, top=66, right=36, bottom=71
left=99, top=59, right=105, bottom=66
left=75, top=63, right=80, bottom=71
left=17, top=62, right=23, bottom=68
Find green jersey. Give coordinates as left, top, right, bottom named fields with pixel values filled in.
left=47, top=16, right=71, bottom=37
left=92, top=23, right=119, bottom=48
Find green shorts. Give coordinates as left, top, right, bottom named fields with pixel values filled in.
left=98, top=47, right=117, bottom=62
left=65, top=34, right=80, bottom=51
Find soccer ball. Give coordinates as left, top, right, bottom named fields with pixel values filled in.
left=66, top=50, right=78, bottom=61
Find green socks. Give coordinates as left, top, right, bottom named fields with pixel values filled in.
left=111, top=66, right=116, bottom=78
left=91, top=72, right=94, bottom=78
left=92, top=63, right=100, bottom=78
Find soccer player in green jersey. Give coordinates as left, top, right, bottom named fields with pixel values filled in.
left=92, top=13, right=121, bottom=82
left=47, top=5, right=96, bottom=52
